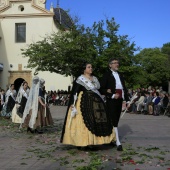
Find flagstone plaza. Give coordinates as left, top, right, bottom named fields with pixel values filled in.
left=0, top=106, right=170, bottom=170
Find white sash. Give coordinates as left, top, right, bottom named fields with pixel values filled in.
left=77, top=75, right=105, bottom=101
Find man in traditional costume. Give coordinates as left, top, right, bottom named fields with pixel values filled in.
left=100, top=58, right=130, bottom=151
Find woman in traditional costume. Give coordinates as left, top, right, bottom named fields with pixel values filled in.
left=60, top=62, right=116, bottom=147
left=20, top=76, right=53, bottom=133
left=1, top=84, right=16, bottom=118
left=12, top=81, right=30, bottom=123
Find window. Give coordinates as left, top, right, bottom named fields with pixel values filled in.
left=18, top=5, right=24, bottom=12
left=15, top=23, right=26, bottom=43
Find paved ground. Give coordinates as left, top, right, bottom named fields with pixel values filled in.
left=0, top=106, right=170, bottom=170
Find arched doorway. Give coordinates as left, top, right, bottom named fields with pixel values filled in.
left=14, top=78, right=25, bottom=92
left=8, top=70, right=32, bottom=91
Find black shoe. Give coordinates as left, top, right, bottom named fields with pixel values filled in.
left=117, top=145, right=123, bottom=151
left=35, top=129, right=43, bottom=134
left=27, top=127, right=35, bottom=134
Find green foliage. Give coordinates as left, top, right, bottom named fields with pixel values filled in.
left=161, top=42, right=170, bottom=56
left=133, top=47, right=170, bottom=87
left=22, top=17, right=137, bottom=80
left=21, top=16, right=170, bottom=89
left=75, top=152, right=102, bottom=170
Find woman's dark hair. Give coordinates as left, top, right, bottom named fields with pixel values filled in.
left=22, top=81, right=28, bottom=86
left=80, top=61, right=92, bottom=74
left=141, top=92, right=145, bottom=96
left=10, top=84, right=14, bottom=87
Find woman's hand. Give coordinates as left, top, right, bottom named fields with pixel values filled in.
left=42, top=103, right=46, bottom=108
left=70, top=105, right=74, bottom=109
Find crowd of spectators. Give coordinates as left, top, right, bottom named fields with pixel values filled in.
left=46, top=90, right=70, bottom=106
left=1, top=86, right=170, bottom=117
left=126, top=87, right=170, bottom=116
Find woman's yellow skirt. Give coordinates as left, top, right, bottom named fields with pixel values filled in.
left=62, top=92, right=116, bottom=146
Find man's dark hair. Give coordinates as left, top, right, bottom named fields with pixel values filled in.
left=108, top=58, right=119, bottom=64
left=156, top=92, right=159, bottom=96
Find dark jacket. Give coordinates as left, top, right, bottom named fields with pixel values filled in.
left=99, top=69, right=129, bottom=102
left=163, top=95, right=169, bottom=107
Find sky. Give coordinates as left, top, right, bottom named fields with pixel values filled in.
left=46, top=0, right=170, bottom=51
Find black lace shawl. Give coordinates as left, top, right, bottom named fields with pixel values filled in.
left=6, top=96, right=15, bottom=114
left=17, top=96, right=27, bottom=118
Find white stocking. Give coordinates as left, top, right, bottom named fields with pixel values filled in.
left=114, top=127, right=121, bottom=146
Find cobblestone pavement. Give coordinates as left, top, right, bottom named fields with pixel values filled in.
left=0, top=106, right=170, bottom=170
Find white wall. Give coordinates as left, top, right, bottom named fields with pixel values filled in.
left=0, top=0, right=72, bottom=91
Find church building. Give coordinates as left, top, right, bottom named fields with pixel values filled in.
left=0, top=0, right=73, bottom=92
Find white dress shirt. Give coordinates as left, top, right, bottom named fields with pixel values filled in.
left=111, top=70, right=124, bottom=99
left=112, top=71, right=123, bottom=89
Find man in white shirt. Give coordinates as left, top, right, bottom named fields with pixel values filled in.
left=100, top=58, right=130, bottom=151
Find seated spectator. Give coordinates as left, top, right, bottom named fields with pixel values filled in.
left=54, top=94, right=60, bottom=105
left=60, top=95, right=68, bottom=106
left=47, top=91, right=52, bottom=104
left=51, top=93, right=56, bottom=104
left=156, top=92, right=169, bottom=115
left=143, top=92, right=153, bottom=114
left=55, top=94, right=63, bottom=105
left=148, top=92, right=160, bottom=115
left=135, top=92, right=145, bottom=113
left=128, top=92, right=140, bottom=113
left=65, top=94, right=70, bottom=106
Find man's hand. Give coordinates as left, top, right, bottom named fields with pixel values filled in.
left=127, top=104, right=131, bottom=108
left=107, top=89, right=112, bottom=93
left=114, top=93, right=119, bottom=99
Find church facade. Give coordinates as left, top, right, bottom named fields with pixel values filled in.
left=0, top=0, right=72, bottom=92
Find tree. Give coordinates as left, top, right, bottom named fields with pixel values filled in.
left=161, top=42, right=170, bottom=56
left=22, top=18, right=138, bottom=84
left=134, top=48, right=170, bottom=88
left=161, top=42, right=170, bottom=92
